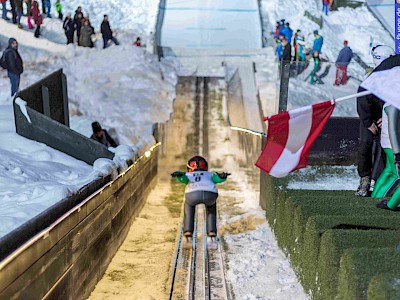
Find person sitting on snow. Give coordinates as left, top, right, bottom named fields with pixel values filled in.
left=171, top=156, right=230, bottom=238
left=90, top=121, right=118, bottom=148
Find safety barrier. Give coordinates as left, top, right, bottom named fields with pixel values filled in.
left=14, top=69, right=114, bottom=165
left=0, top=144, right=159, bottom=300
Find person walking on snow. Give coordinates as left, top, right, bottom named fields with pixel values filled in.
left=322, top=0, right=329, bottom=16
left=101, top=14, right=119, bottom=49
left=334, top=40, right=353, bottom=85
left=171, top=156, right=230, bottom=238
left=55, top=0, right=62, bottom=20
left=1, top=0, right=9, bottom=20
left=2, top=38, right=23, bottom=97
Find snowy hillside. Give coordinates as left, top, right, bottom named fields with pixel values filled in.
left=0, top=6, right=177, bottom=238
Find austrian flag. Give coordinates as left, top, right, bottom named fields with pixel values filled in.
left=256, top=101, right=335, bottom=178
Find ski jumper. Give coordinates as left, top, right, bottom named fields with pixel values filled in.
left=175, top=171, right=226, bottom=235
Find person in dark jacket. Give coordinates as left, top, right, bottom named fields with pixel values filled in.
left=63, top=13, right=74, bottom=44
left=10, top=0, right=17, bottom=23
left=281, top=37, right=291, bottom=62
left=334, top=40, right=353, bottom=85
left=3, top=38, right=23, bottom=96
left=101, top=14, right=119, bottom=49
left=74, top=6, right=83, bottom=44
left=355, top=46, right=396, bottom=197
left=90, top=121, right=118, bottom=148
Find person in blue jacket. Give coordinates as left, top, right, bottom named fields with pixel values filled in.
left=280, top=22, right=293, bottom=44
left=277, top=19, right=285, bottom=36
left=334, top=40, right=353, bottom=85
left=275, top=34, right=284, bottom=60
left=312, top=30, right=324, bottom=55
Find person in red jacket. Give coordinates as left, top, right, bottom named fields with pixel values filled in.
left=1, top=0, right=9, bottom=20
left=31, top=0, right=42, bottom=38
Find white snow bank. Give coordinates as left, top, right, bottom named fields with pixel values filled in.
left=0, top=104, right=97, bottom=238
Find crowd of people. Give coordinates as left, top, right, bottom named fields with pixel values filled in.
left=274, top=17, right=353, bottom=86
left=1, top=1, right=144, bottom=48
left=1, top=0, right=47, bottom=37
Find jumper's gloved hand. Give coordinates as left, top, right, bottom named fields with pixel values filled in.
left=171, top=171, right=185, bottom=178
left=216, top=172, right=231, bottom=179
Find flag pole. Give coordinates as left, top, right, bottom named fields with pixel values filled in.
left=333, top=90, right=372, bottom=104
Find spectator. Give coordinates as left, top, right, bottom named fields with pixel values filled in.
left=322, top=0, right=329, bottom=16
left=15, top=0, right=23, bottom=28
left=31, top=0, right=42, bottom=38
left=79, top=19, right=94, bottom=47
left=55, top=0, right=62, bottom=20
left=334, top=40, right=353, bottom=86
left=40, top=0, right=44, bottom=13
left=63, top=13, right=74, bottom=44
left=277, top=19, right=285, bottom=35
left=101, top=14, right=119, bottom=49
left=312, top=30, right=324, bottom=55
left=310, top=50, right=323, bottom=85
left=1, top=0, right=9, bottom=21
left=133, top=37, right=141, bottom=47
left=275, top=34, right=284, bottom=61
left=281, top=22, right=293, bottom=44
left=3, top=38, right=23, bottom=96
left=355, top=45, right=395, bottom=196
left=74, top=6, right=83, bottom=44
left=90, top=121, right=118, bottom=148
left=274, top=21, right=280, bottom=40
left=146, top=31, right=154, bottom=53
left=10, top=0, right=16, bottom=24
left=294, top=30, right=306, bottom=61
left=43, top=0, right=50, bottom=17
left=25, top=0, right=33, bottom=29
left=281, top=37, right=291, bottom=62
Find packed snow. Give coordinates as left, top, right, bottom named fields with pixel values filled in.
left=0, top=0, right=393, bottom=298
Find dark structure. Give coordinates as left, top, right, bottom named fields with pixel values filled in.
left=13, top=69, right=114, bottom=165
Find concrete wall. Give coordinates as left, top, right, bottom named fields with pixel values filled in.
left=0, top=145, right=159, bottom=300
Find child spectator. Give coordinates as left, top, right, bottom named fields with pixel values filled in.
left=133, top=37, right=141, bottom=47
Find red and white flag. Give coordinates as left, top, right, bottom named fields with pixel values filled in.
left=255, top=101, right=335, bottom=178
